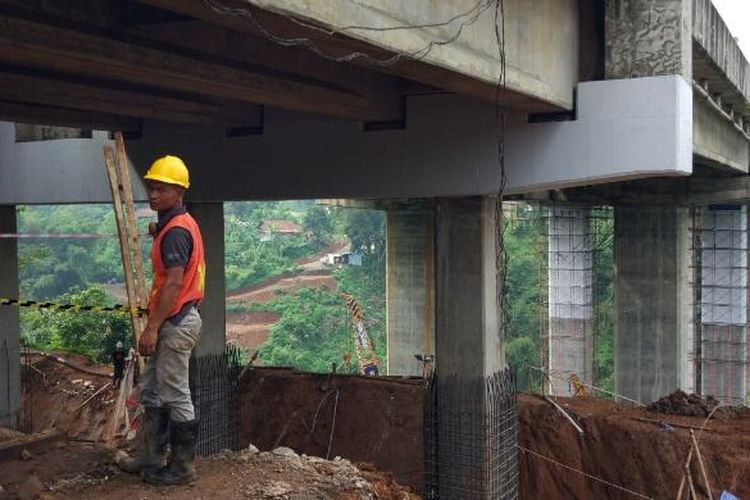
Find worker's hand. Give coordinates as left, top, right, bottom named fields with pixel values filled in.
left=138, top=326, right=158, bottom=357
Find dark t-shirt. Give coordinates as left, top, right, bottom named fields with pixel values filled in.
left=156, top=205, right=197, bottom=324
left=112, top=349, right=126, bottom=369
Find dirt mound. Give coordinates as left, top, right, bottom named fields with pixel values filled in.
left=519, top=394, right=750, bottom=499
left=647, top=389, right=720, bottom=417
left=23, top=352, right=118, bottom=441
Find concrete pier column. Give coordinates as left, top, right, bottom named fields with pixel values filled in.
left=189, top=202, right=226, bottom=357
left=614, top=206, right=694, bottom=404
left=435, top=197, right=503, bottom=378
left=605, top=0, right=692, bottom=81
left=386, top=206, right=435, bottom=376
left=430, top=197, right=515, bottom=498
left=699, top=205, right=748, bottom=404
left=0, top=205, right=20, bottom=428
left=547, top=205, right=594, bottom=396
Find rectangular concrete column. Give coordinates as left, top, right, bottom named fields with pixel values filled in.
left=189, top=202, right=226, bottom=357
left=436, top=197, right=503, bottom=378
left=0, top=205, right=20, bottom=428
left=431, top=197, right=516, bottom=499
left=614, top=206, right=694, bottom=404
left=605, top=0, right=692, bottom=81
left=386, top=207, right=435, bottom=376
left=547, top=205, right=594, bottom=396
left=699, top=205, right=748, bottom=404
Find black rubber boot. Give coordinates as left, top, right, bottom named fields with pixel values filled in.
left=143, top=420, right=198, bottom=485
left=118, top=406, right=170, bottom=474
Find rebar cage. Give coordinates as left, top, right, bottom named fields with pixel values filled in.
left=423, top=367, right=519, bottom=499
left=189, top=344, right=244, bottom=456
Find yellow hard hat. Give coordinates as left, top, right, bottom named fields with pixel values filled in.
left=144, top=155, right=190, bottom=189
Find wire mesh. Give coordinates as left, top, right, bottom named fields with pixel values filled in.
left=505, top=202, right=613, bottom=397
left=691, top=205, right=749, bottom=405
left=423, top=367, right=518, bottom=499
left=189, top=344, right=244, bottom=456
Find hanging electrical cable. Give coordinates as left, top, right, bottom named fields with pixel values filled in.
left=493, top=0, right=511, bottom=342
left=202, top=0, right=494, bottom=66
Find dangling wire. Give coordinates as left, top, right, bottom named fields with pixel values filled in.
left=493, top=0, right=510, bottom=342
left=203, top=0, right=495, bottom=67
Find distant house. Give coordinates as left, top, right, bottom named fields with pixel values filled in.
left=321, top=251, right=362, bottom=267
left=258, top=219, right=303, bottom=242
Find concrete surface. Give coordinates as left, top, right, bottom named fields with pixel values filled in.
left=435, top=197, right=503, bottom=379
left=245, top=0, right=579, bottom=110
left=386, top=208, right=435, bottom=377
left=693, top=95, right=749, bottom=173
left=0, top=77, right=694, bottom=204
left=547, top=205, right=594, bottom=396
left=614, top=206, right=694, bottom=404
left=190, top=203, right=227, bottom=357
left=605, top=0, right=692, bottom=81
left=692, top=0, right=750, bottom=108
left=699, top=206, right=748, bottom=404
left=0, top=205, right=20, bottom=428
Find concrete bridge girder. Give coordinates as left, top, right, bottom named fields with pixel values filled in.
left=0, top=76, right=693, bottom=205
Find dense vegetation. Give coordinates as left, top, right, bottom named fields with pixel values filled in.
left=16, top=202, right=613, bottom=387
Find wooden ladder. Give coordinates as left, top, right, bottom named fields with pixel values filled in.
left=102, top=132, right=149, bottom=440
left=103, top=132, right=149, bottom=348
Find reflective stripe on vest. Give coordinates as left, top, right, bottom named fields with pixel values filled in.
left=148, top=212, right=206, bottom=318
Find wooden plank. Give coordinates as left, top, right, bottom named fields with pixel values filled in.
left=0, top=99, right=139, bottom=131
left=0, top=70, right=262, bottom=126
left=0, top=13, right=384, bottom=120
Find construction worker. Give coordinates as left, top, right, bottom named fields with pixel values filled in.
left=112, top=341, right=126, bottom=389
left=118, top=155, right=205, bottom=486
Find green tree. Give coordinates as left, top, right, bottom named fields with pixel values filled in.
left=303, top=205, right=333, bottom=249
left=21, top=286, right=133, bottom=362
left=261, top=287, right=353, bottom=372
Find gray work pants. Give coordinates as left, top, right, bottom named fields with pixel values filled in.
left=140, top=307, right=201, bottom=422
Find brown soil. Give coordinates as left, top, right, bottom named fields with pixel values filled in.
left=225, top=273, right=336, bottom=351
left=519, top=393, right=750, bottom=499
left=16, top=349, right=750, bottom=499
left=0, top=442, right=417, bottom=500
left=24, top=352, right=118, bottom=440
left=238, top=368, right=425, bottom=492
left=228, top=273, right=336, bottom=303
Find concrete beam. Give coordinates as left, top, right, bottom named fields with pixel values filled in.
left=0, top=69, right=264, bottom=127
left=0, top=13, right=386, bottom=121
left=0, top=100, right=140, bottom=132
left=0, top=77, right=694, bottom=205
left=141, top=0, right=580, bottom=112
left=692, top=0, right=750, bottom=117
left=386, top=207, right=435, bottom=376
left=693, top=94, right=750, bottom=173
left=0, top=205, right=20, bottom=428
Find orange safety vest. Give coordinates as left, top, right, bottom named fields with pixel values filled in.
left=148, top=212, right=206, bottom=318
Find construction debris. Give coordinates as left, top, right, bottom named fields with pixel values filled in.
left=647, top=390, right=720, bottom=417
